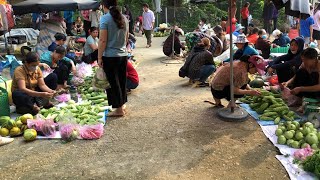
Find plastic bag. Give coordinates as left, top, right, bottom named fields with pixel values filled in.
left=59, top=123, right=79, bottom=142
left=282, top=87, right=302, bottom=106
left=42, top=68, right=54, bottom=78
left=92, top=67, right=110, bottom=89
left=40, top=119, right=57, bottom=137
left=75, top=62, right=92, bottom=78
left=2, top=55, right=22, bottom=77
left=79, top=123, right=104, bottom=140
left=27, top=119, right=46, bottom=132
left=54, top=93, right=71, bottom=102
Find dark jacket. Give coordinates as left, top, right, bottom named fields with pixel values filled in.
left=255, top=37, right=271, bottom=59
left=163, top=34, right=184, bottom=56
left=273, top=34, right=291, bottom=47
left=183, top=45, right=214, bottom=80
left=270, top=37, right=305, bottom=82
left=263, top=2, right=274, bottom=21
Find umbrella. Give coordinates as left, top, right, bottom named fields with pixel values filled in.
left=272, top=0, right=310, bottom=20
left=12, top=0, right=100, bottom=15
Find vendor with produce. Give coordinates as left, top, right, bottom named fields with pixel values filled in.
left=48, top=33, right=67, bottom=52
left=210, top=55, right=267, bottom=108
left=12, top=52, right=56, bottom=115
left=83, top=27, right=99, bottom=63
left=267, top=37, right=304, bottom=83
left=162, top=28, right=185, bottom=57
left=282, top=48, right=320, bottom=99
left=40, top=46, right=76, bottom=90
left=223, top=34, right=259, bottom=63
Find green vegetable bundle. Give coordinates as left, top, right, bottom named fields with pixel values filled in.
left=302, top=150, right=320, bottom=177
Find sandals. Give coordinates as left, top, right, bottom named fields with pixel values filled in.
left=0, top=137, right=14, bottom=146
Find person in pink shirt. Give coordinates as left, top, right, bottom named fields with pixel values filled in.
left=313, top=3, right=320, bottom=48
left=81, top=10, right=91, bottom=37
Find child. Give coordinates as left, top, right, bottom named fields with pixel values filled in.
left=283, top=48, right=320, bottom=99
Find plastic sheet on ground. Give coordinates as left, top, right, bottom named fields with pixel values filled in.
left=240, top=103, right=302, bottom=126
left=276, top=155, right=315, bottom=180
left=260, top=125, right=296, bottom=155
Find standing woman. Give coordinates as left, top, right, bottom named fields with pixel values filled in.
left=98, top=0, right=129, bottom=117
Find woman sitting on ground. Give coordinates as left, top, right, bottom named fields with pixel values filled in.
left=127, top=61, right=139, bottom=92
left=181, top=38, right=215, bottom=87
left=224, top=34, right=259, bottom=63
left=255, top=29, right=272, bottom=59
left=48, top=33, right=67, bottom=52
left=210, top=55, right=267, bottom=108
left=74, top=16, right=84, bottom=35
left=40, top=46, right=76, bottom=90
left=246, top=27, right=259, bottom=45
left=268, top=37, right=304, bottom=83
left=272, top=29, right=291, bottom=47
left=83, top=27, right=99, bottom=63
left=163, top=28, right=185, bottom=57
left=283, top=48, right=320, bottom=100
left=12, top=52, right=56, bottom=115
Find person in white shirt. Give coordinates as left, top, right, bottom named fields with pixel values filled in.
left=198, top=18, right=208, bottom=33
left=141, top=3, right=155, bottom=48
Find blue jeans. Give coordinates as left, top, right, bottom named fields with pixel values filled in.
left=199, top=65, right=216, bottom=82
left=127, top=79, right=139, bottom=90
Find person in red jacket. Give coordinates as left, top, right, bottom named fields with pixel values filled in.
left=127, top=61, right=139, bottom=91
left=241, top=2, right=250, bottom=35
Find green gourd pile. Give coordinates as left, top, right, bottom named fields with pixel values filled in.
left=240, top=89, right=300, bottom=123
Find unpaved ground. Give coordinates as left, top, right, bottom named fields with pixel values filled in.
left=0, top=37, right=288, bottom=180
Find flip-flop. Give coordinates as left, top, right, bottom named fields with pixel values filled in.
left=0, top=137, right=14, bottom=146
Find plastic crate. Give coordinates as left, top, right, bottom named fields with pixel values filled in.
left=270, top=45, right=290, bottom=53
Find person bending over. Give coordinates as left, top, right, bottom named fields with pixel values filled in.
left=163, top=28, right=185, bottom=57
left=40, top=46, right=76, bottom=90
left=12, top=52, right=56, bottom=115
left=126, top=61, right=139, bottom=92
left=211, top=55, right=267, bottom=108
left=282, top=48, right=320, bottom=100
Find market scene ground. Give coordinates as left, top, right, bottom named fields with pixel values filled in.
left=0, top=36, right=289, bottom=179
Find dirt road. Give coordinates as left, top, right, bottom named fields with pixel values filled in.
left=0, top=36, right=288, bottom=180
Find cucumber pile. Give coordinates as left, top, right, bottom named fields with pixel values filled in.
left=240, top=89, right=300, bottom=124
left=39, top=101, right=108, bottom=125
left=79, top=87, right=108, bottom=106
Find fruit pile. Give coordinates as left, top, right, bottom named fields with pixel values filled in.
left=240, top=89, right=300, bottom=124
left=276, top=121, right=320, bottom=149
left=153, top=32, right=170, bottom=37
left=39, top=100, right=108, bottom=126
left=0, top=114, right=34, bottom=139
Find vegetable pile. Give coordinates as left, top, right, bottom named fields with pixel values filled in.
left=301, top=150, right=320, bottom=177
left=240, top=89, right=300, bottom=124
left=39, top=100, right=108, bottom=126
left=276, top=121, right=320, bottom=149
